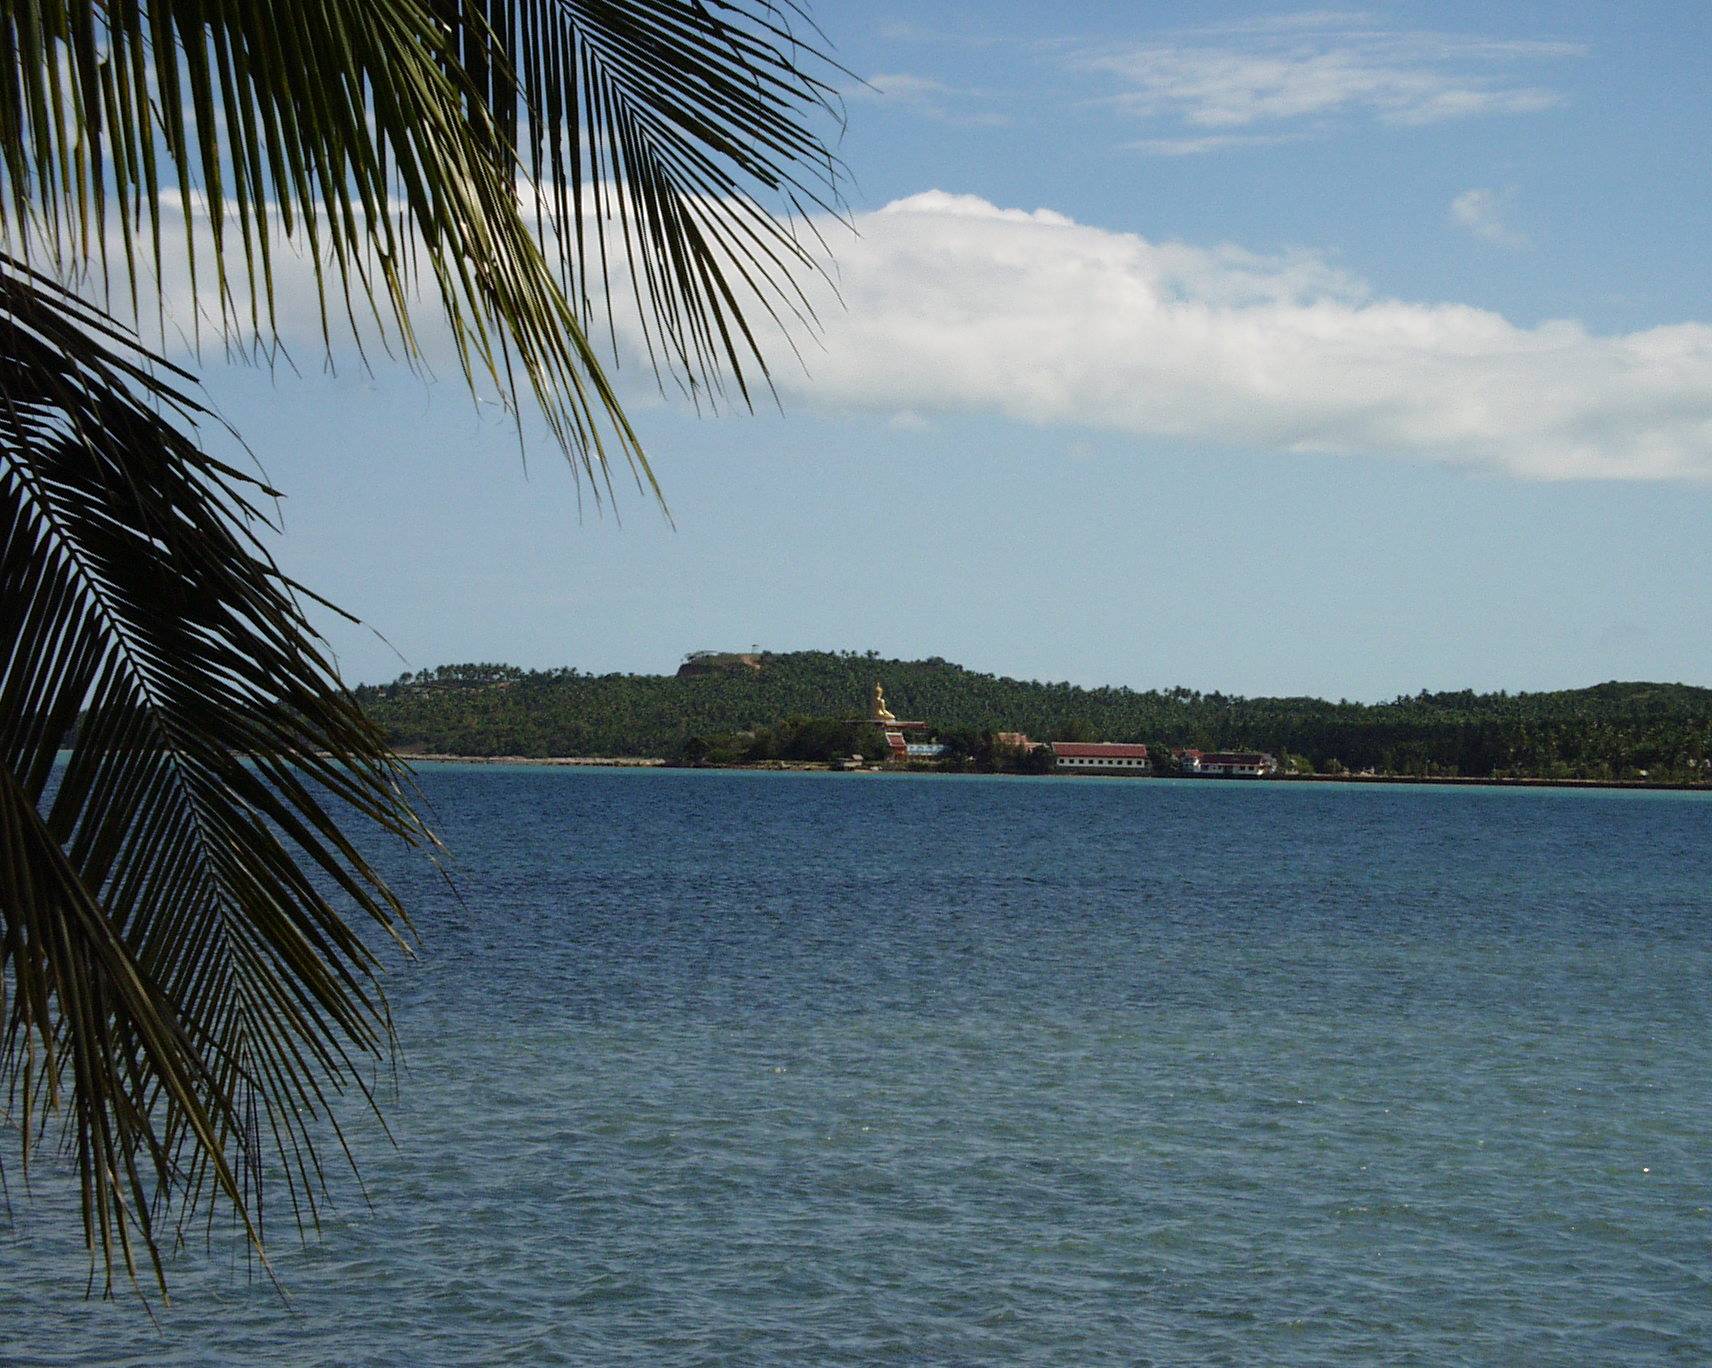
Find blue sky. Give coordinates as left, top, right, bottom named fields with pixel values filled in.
left=192, top=2, right=1712, bottom=699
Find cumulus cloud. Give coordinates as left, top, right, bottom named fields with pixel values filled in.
left=764, top=192, right=1712, bottom=482
left=122, top=187, right=1712, bottom=483
left=1086, top=12, right=1577, bottom=142
left=1450, top=187, right=1528, bottom=248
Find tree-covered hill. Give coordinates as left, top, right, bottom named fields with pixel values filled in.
left=352, top=653, right=1712, bottom=781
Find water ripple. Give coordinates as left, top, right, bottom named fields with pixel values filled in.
left=6, top=771, right=1711, bottom=1364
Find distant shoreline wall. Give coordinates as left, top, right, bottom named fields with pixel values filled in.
left=397, top=752, right=666, bottom=768
left=393, top=752, right=1710, bottom=792
left=1274, top=772, right=1710, bottom=793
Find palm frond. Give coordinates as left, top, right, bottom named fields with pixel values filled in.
left=0, top=0, right=845, bottom=1299
left=0, top=256, right=433, bottom=1297
left=444, top=0, right=847, bottom=405
left=0, top=0, right=845, bottom=498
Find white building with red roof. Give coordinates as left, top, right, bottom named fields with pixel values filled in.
left=1051, top=741, right=1152, bottom=774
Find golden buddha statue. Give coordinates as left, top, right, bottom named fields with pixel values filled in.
left=871, top=681, right=897, bottom=722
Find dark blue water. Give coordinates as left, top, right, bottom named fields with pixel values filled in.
left=7, top=769, right=1712, bottom=1363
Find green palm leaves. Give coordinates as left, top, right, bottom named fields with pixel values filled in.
left=2, top=257, right=427, bottom=1293
left=0, top=0, right=840, bottom=1296
left=2, top=0, right=841, bottom=487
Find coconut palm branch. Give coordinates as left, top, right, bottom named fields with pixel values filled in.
left=2, top=256, right=430, bottom=1295
left=2, top=0, right=843, bottom=488
left=0, top=0, right=841, bottom=1296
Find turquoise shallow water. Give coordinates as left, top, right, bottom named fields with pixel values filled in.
left=5, top=769, right=1712, bottom=1364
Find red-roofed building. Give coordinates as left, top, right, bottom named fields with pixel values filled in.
left=1051, top=741, right=1151, bottom=774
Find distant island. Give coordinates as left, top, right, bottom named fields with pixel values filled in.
left=351, top=651, right=1712, bottom=785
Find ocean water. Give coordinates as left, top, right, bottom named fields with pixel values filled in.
left=5, top=768, right=1712, bottom=1364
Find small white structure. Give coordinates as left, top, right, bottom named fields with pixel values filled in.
left=1183, top=751, right=1277, bottom=777
left=1051, top=742, right=1152, bottom=773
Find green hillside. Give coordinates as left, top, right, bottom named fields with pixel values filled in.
left=352, top=652, right=1712, bottom=781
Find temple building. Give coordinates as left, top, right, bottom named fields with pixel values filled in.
left=867, top=682, right=942, bottom=762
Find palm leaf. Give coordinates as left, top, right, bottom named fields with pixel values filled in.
left=0, top=0, right=843, bottom=1298
left=445, top=0, right=847, bottom=405
left=0, top=0, right=845, bottom=497
left=0, top=256, right=433, bottom=1297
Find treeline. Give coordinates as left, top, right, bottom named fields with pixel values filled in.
left=351, top=652, right=1712, bottom=781
left=682, top=716, right=891, bottom=766
left=677, top=719, right=1059, bottom=771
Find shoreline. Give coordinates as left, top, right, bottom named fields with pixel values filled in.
left=398, top=752, right=667, bottom=767
left=395, top=752, right=1711, bottom=792
left=1275, top=771, right=1710, bottom=793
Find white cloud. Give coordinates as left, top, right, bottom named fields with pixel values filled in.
left=851, top=71, right=1009, bottom=127
left=1201, top=12, right=1379, bottom=36
left=1450, top=187, right=1528, bottom=248
left=858, top=72, right=952, bottom=104
left=121, top=187, right=1712, bottom=483
left=1086, top=14, right=1577, bottom=142
left=1126, top=131, right=1304, bottom=157
left=761, top=192, right=1712, bottom=482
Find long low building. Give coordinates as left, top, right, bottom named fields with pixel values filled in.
left=1052, top=741, right=1152, bottom=773
left=1183, top=750, right=1278, bottom=777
